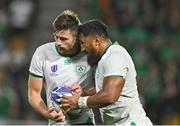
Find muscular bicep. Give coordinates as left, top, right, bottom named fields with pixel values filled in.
left=87, top=76, right=125, bottom=108
left=103, top=76, right=125, bottom=102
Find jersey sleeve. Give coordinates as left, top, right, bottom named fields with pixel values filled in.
left=103, top=51, right=128, bottom=78
left=29, top=47, right=44, bottom=78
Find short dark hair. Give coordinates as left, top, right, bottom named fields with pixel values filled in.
left=53, top=10, right=80, bottom=33
left=78, top=19, right=109, bottom=38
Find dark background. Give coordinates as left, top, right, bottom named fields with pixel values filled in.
left=0, top=0, right=179, bottom=124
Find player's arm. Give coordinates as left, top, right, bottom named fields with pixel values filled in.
left=62, top=76, right=124, bottom=109
left=69, top=83, right=96, bottom=96
left=82, top=87, right=96, bottom=96
left=86, top=76, right=124, bottom=107
left=28, top=75, right=48, bottom=117
left=28, top=75, right=65, bottom=121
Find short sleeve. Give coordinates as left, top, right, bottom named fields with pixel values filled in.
left=29, top=48, right=44, bottom=78
left=103, top=51, right=128, bottom=78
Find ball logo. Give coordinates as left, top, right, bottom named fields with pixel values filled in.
left=51, top=86, right=82, bottom=114
left=51, top=65, right=58, bottom=72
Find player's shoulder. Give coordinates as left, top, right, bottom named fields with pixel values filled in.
left=109, top=42, right=124, bottom=52
left=101, top=41, right=129, bottom=61
left=37, top=41, right=55, bottom=50
left=103, top=42, right=121, bottom=56
left=107, top=42, right=129, bottom=57
left=32, top=42, right=55, bottom=58
left=35, top=41, right=55, bottom=53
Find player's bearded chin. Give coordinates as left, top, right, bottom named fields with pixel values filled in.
left=87, top=48, right=101, bottom=67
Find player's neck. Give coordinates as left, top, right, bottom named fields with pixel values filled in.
left=68, top=42, right=81, bottom=57
left=100, top=39, right=112, bottom=56
left=56, top=42, right=81, bottom=57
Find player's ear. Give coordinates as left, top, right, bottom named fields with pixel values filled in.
left=95, top=36, right=100, bottom=47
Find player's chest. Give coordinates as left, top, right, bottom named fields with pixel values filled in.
left=43, top=57, right=89, bottom=78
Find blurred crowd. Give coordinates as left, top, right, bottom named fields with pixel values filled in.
left=0, top=0, right=179, bottom=124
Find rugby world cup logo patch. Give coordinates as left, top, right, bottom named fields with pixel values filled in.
left=51, top=65, right=58, bottom=72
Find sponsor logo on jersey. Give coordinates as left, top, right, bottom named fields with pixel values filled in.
left=64, top=59, right=72, bottom=65
left=76, top=65, right=86, bottom=75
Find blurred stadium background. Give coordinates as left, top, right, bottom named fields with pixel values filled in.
left=0, top=0, right=179, bottom=125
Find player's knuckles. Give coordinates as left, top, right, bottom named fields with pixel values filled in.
left=72, top=84, right=79, bottom=90
left=61, top=95, right=68, bottom=99
left=51, top=114, right=58, bottom=119
left=50, top=115, right=56, bottom=120
left=56, top=118, right=64, bottom=122
left=48, top=107, right=54, bottom=112
left=61, top=100, right=67, bottom=104
left=56, top=115, right=65, bottom=122
left=62, top=98, right=72, bottom=103
left=50, top=109, right=57, bottom=114
left=58, top=110, right=63, bottom=115
left=62, top=103, right=69, bottom=108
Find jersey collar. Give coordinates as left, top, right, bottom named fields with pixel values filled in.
left=101, top=41, right=119, bottom=56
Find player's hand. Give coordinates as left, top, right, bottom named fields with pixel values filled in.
left=61, top=93, right=80, bottom=110
left=68, top=83, right=83, bottom=96
left=45, top=107, right=65, bottom=122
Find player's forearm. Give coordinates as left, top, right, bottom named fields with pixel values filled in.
left=88, top=91, right=116, bottom=108
left=79, top=90, right=116, bottom=108
left=28, top=94, right=49, bottom=119
left=82, top=88, right=96, bottom=96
